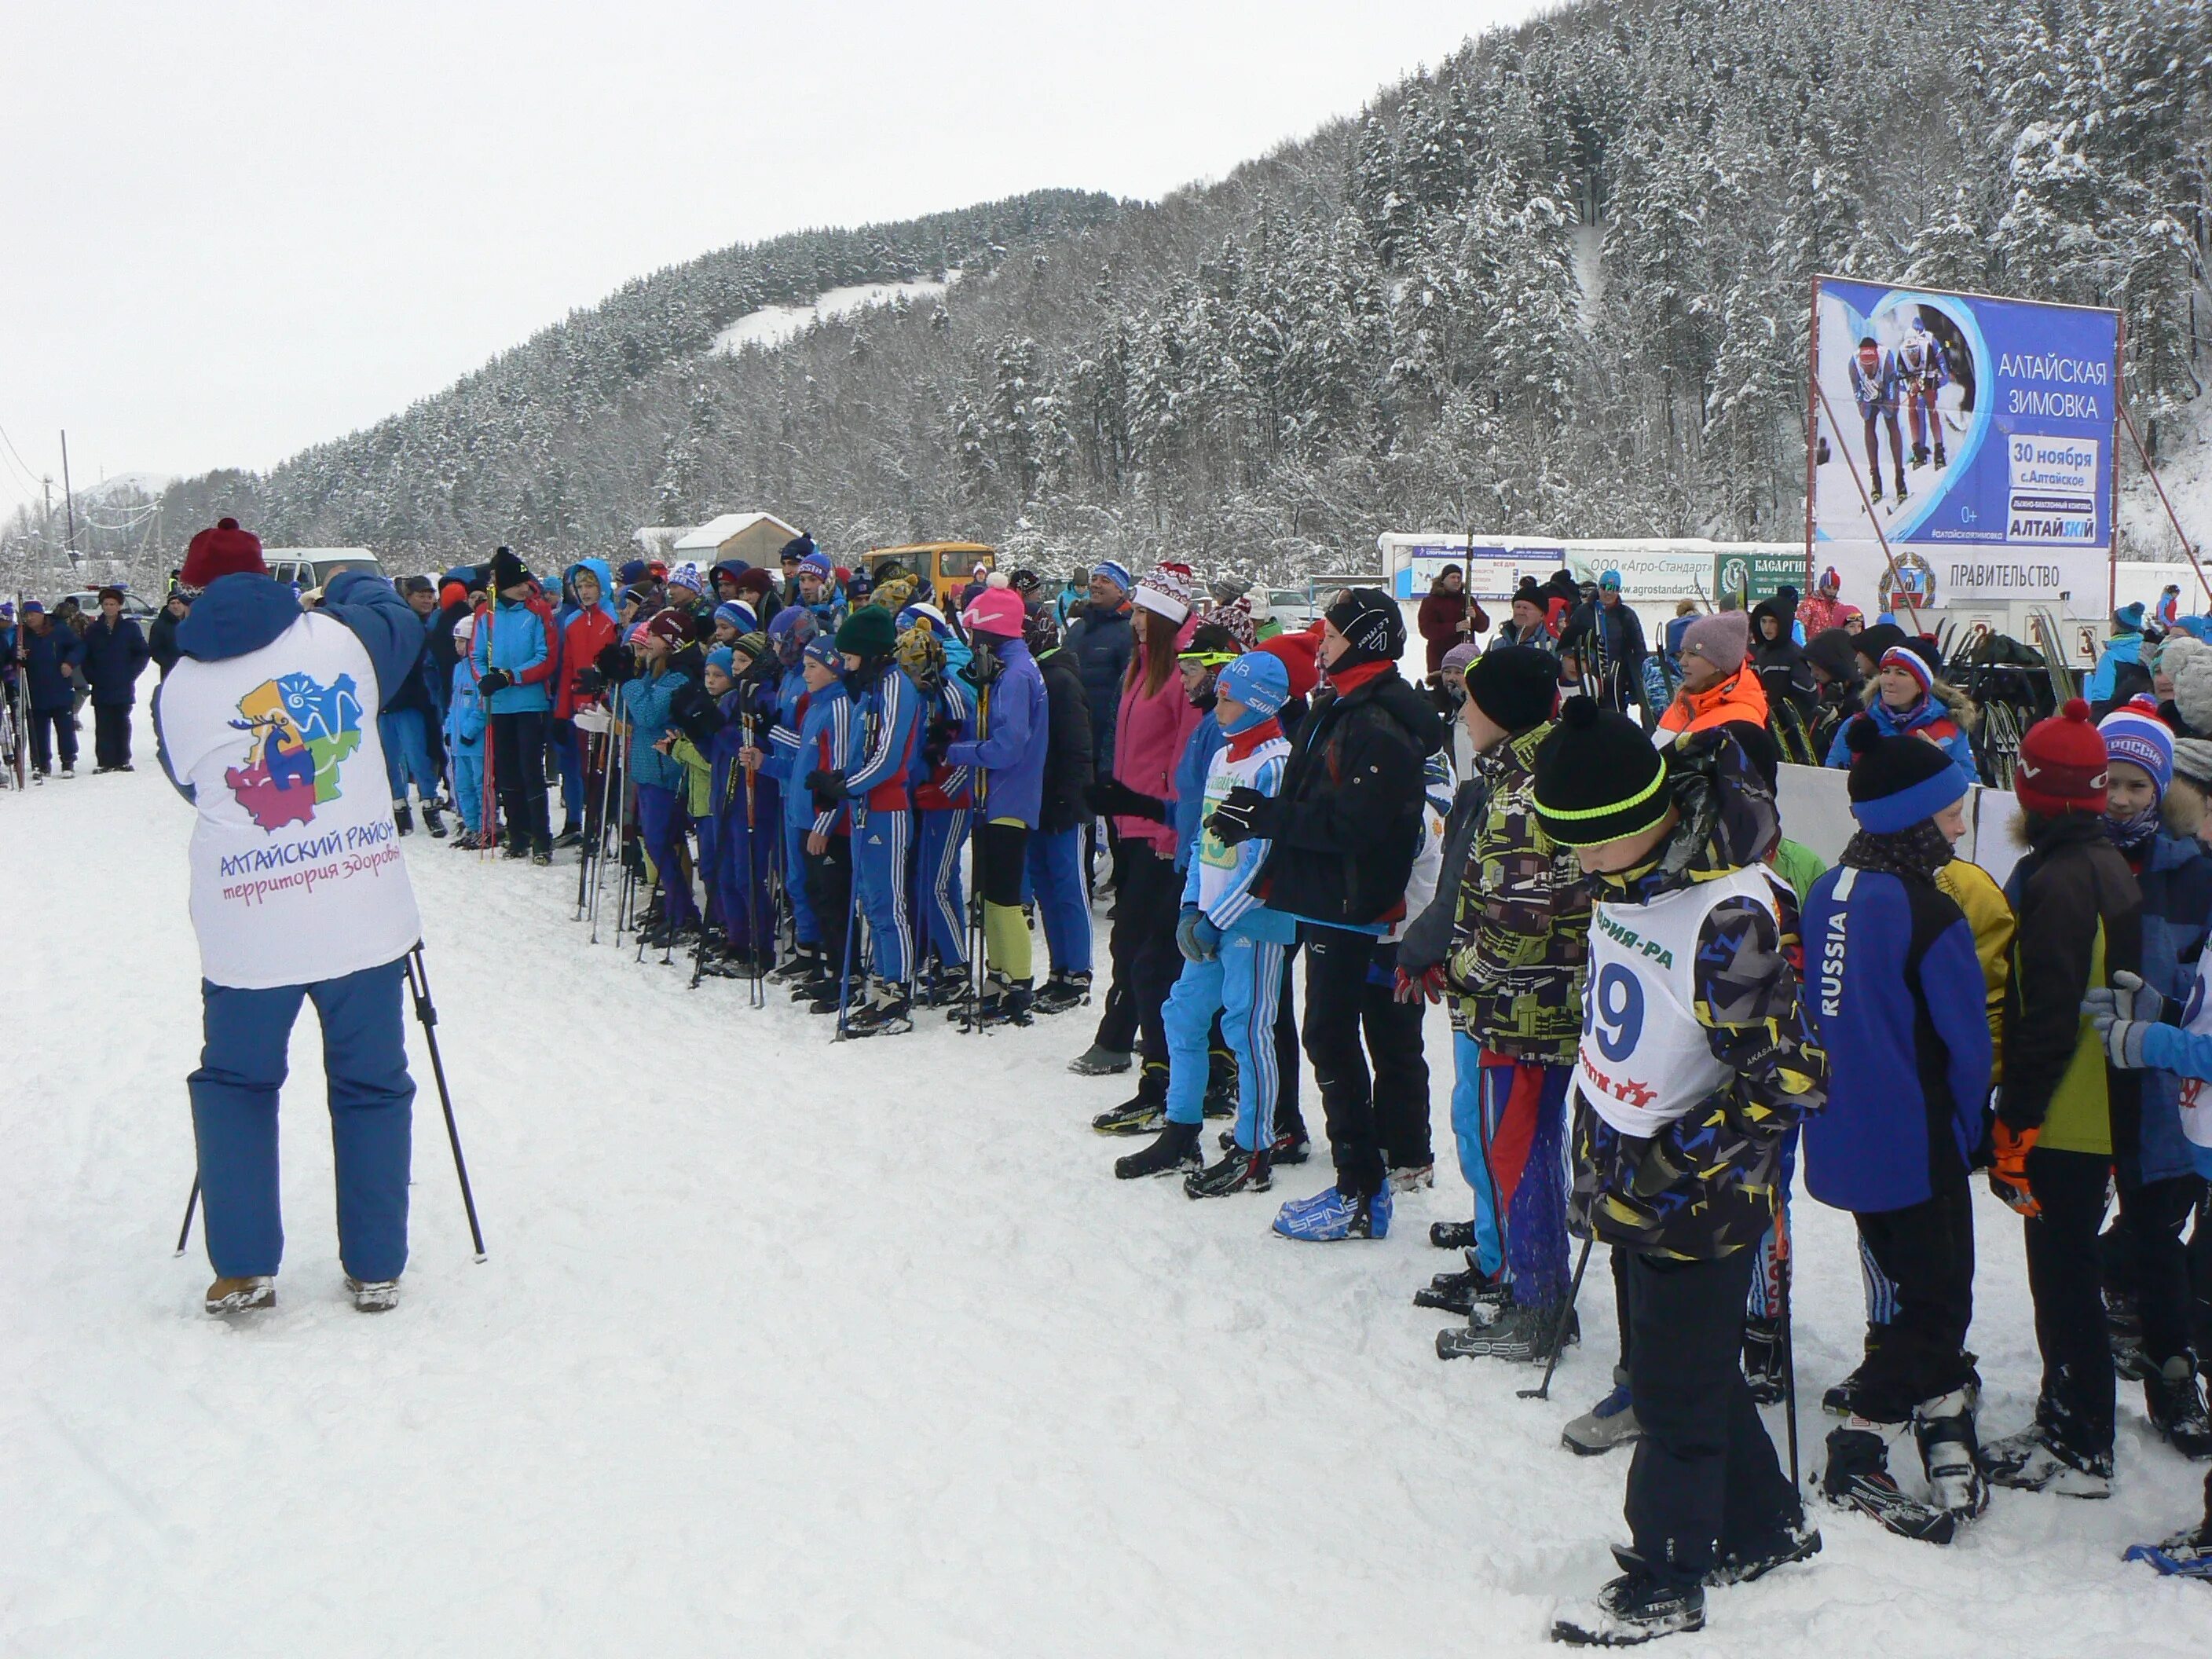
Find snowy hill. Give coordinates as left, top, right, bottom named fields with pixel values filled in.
left=5, top=709, right=2210, bottom=1656
left=713, top=275, right=956, bottom=354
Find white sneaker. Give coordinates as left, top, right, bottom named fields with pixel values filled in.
left=58, top=766, right=75, bottom=779
left=1389, top=1163, right=1436, bottom=1192
left=345, top=1276, right=401, bottom=1313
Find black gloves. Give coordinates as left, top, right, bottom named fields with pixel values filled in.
left=477, top=668, right=512, bottom=697
left=1085, top=777, right=1167, bottom=823
left=573, top=666, right=605, bottom=699
left=594, top=643, right=637, bottom=686
left=807, top=768, right=849, bottom=808
left=963, top=639, right=1003, bottom=687
left=1207, top=786, right=1273, bottom=846
left=924, top=716, right=961, bottom=769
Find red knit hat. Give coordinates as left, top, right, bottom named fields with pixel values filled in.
left=639, top=608, right=690, bottom=650
left=2016, top=698, right=2109, bottom=815
left=180, top=518, right=266, bottom=590
left=1258, top=629, right=1322, bottom=699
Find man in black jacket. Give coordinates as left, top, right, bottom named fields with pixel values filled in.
left=79, top=586, right=151, bottom=771
left=1026, top=606, right=1096, bottom=1013
left=1212, top=588, right=1443, bottom=1241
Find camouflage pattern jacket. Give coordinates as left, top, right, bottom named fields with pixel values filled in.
left=1568, top=732, right=1829, bottom=1261
left=1446, top=722, right=1591, bottom=1062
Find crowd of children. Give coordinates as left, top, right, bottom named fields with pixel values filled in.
left=44, top=519, right=2212, bottom=1642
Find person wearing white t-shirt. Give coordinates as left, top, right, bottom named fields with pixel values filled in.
left=154, top=518, right=427, bottom=1317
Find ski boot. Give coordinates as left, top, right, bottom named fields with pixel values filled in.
left=1430, top=1219, right=1477, bottom=1251
left=530, top=834, right=553, bottom=866
left=1823, top=1361, right=1868, bottom=1418
left=2126, top=1504, right=2212, bottom=1579
left=1551, top=1555, right=1704, bottom=1647
left=1219, top=1126, right=1309, bottom=1164
left=767, top=946, right=822, bottom=987
left=1115, top=1121, right=1203, bottom=1181
left=843, top=980, right=914, bottom=1038
left=1271, top=1182, right=1390, bottom=1242
left=914, top=965, right=966, bottom=1008
left=1184, top=1144, right=1271, bottom=1199
left=1979, top=1423, right=2112, bottom=1499
left=205, top=1276, right=275, bottom=1315
left=1437, top=1302, right=1574, bottom=1363
left=1823, top=1422, right=1956, bottom=1544
left=1914, top=1390, right=1990, bottom=1526
left=394, top=802, right=415, bottom=835
left=1068, top=1043, right=1133, bottom=1077
left=502, top=831, right=531, bottom=860
left=1933, top=444, right=1948, bottom=469
left=346, top=1276, right=401, bottom=1313
left=1415, top=1251, right=1509, bottom=1317
left=969, top=972, right=1034, bottom=1028
left=2145, top=1357, right=2212, bottom=1459
left=1741, top=1315, right=1788, bottom=1405
left=1031, top=969, right=1093, bottom=1015
left=1910, top=446, right=1928, bottom=471
left=806, top=973, right=862, bottom=1016
left=1388, top=1162, right=1435, bottom=1192
left=1564, top=1377, right=1643, bottom=1457
left=1707, top=1522, right=1820, bottom=1587
left=423, top=804, right=447, bottom=839
left=1203, top=1048, right=1237, bottom=1120
left=552, top=825, right=584, bottom=850
left=1092, top=1063, right=1169, bottom=1136
left=1894, top=480, right=1909, bottom=506
left=2108, top=1289, right=2155, bottom=1380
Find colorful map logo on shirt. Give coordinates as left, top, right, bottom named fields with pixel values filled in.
left=223, top=672, right=364, bottom=830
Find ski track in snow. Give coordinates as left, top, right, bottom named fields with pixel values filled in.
left=3, top=705, right=2209, bottom=1657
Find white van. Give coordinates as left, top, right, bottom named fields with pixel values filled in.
left=262, top=548, right=383, bottom=591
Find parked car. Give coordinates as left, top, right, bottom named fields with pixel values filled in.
left=262, top=548, right=383, bottom=592
left=1266, top=588, right=1324, bottom=629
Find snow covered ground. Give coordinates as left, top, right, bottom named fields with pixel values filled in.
left=4, top=702, right=2210, bottom=1657
left=713, top=276, right=954, bottom=355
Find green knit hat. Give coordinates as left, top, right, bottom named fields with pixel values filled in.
left=835, top=605, right=897, bottom=659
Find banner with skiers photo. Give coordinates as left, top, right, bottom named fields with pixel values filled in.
left=1809, top=275, right=2122, bottom=620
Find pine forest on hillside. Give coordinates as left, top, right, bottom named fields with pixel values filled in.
left=21, top=0, right=2212, bottom=585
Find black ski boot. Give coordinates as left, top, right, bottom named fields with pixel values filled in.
left=1115, top=1120, right=1202, bottom=1181
left=962, top=972, right=1032, bottom=1028
left=808, top=973, right=862, bottom=1016
left=1184, top=1145, right=1271, bottom=1199
left=1824, top=1360, right=1870, bottom=1417
left=844, top=980, right=914, bottom=1038
left=423, top=804, right=447, bottom=839
left=2146, top=1357, right=2212, bottom=1459
left=1551, top=1555, right=1705, bottom=1646
left=767, top=946, right=822, bottom=987
left=1092, top=1062, right=1170, bottom=1136
left=531, top=834, right=553, bottom=866
left=1430, top=1219, right=1477, bottom=1251
left=1219, top=1126, right=1310, bottom=1163
left=1708, top=1522, right=1821, bottom=1586
left=1823, top=1423, right=1955, bottom=1544
left=1203, top=1047, right=1237, bottom=1120
left=1031, top=969, right=1093, bottom=1015
left=394, top=802, right=414, bottom=835
left=1415, top=1251, right=1510, bottom=1317
left=1742, top=1315, right=1788, bottom=1405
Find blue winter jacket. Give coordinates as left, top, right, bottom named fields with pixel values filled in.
left=2124, top=826, right=2212, bottom=1182
left=841, top=660, right=921, bottom=813
left=2085, top=633, right=2144, bottom=705
left=445, top=659, right=486, bottom=753
left=1170, top=710, right=1225, bottom=871
left=765, top=666, right=808, bottom=787
left=471, top=595, right=554, bottom=715
left=780, top=681, right=855, bottom=837
left=1801, top=863, right=1992, bottom=1213
left=617, top=664, right=691, bottom=793
left=1823, top=690, right=1977, bottom=785
left=79, top=615, right=151, bottom=706
left=1064, top=602, right=1133, bottom=771
left=947, top=639, right=1048, bottom=827
left=18, top=621, right=82, bottom=711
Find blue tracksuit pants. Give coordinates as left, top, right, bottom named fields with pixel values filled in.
left=636, top=782, right=698, bottom=925
left=188, top=957, right=415, bottom=1282
left=915, top=807, right=969, bottom=968
left=1024, top=825, right=1091, bottom=976
left=782, top=814, right=819, bottom=946
left=851, top=805, right=914, bottom=984
left=379, top=707, right=439, bottom=805
left=450, top=750, right=485, bottom=834
left=712, top=797, right=777, bottom=954
left=1163, top=929, right=1286, bottom=1151
left=1448, top=1030, right=1504, bottom=1277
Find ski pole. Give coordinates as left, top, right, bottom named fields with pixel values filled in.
left=742, top=722, right=765, bottom=1009
left=1776, top=1203, right=1800, bottom=1490
left=1519, top=1233, right=1595, bottom=1402
left=406, top=943, right=487, bottom=1261
left=174, top=1174, right=200, bottom=1255
left=834, top=819, right=862, bottom=1039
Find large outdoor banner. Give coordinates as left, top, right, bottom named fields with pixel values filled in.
left=1810, top=276, right=2120, bottom=619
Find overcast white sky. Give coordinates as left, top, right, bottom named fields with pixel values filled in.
left=0, top=1, right=1542, bottom=515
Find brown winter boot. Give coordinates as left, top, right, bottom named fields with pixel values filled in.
left=204, top=1276, right=275, bottom=1314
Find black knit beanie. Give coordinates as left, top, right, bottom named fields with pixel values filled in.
left=1844, top=715, right=1969, bottom=833
left=1324, top=588, right=1406, bottom=670
left=1533, top=696, right=1672, bottom=848
left=491, top=546, right=531, bottom=592
left=1463, top=645, right=1558, bottom=734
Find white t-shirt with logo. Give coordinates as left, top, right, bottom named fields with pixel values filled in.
left=156, top=613, right=421, bottom=990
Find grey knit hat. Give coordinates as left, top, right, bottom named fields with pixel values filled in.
left=2164, top=635, right=2212, bottom=737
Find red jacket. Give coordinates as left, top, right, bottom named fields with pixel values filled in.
left=557, top=606, right=620, bottom=719
left=1416, top=588, right=1489, bottom=676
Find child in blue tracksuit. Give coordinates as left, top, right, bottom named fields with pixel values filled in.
left=813, top=606, right=920, bottom=1036
left=445, top=613, right=489, bottom=846
left=617, top=611, right=700, bottom=946
left=1801, top=717, right=1994, bottom=1536
left=897, top=619, right=976, bottom=998
left=1112, top=651, right=1296, bottom=1194
left=763, top=609, right=821, bottom=974
left=944, top=586, right=1049, bottom=1020
left=779, top=637, right=856, bottom=1006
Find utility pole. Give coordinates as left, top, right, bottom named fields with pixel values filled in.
left=59, top=430, right=79, bottom=569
